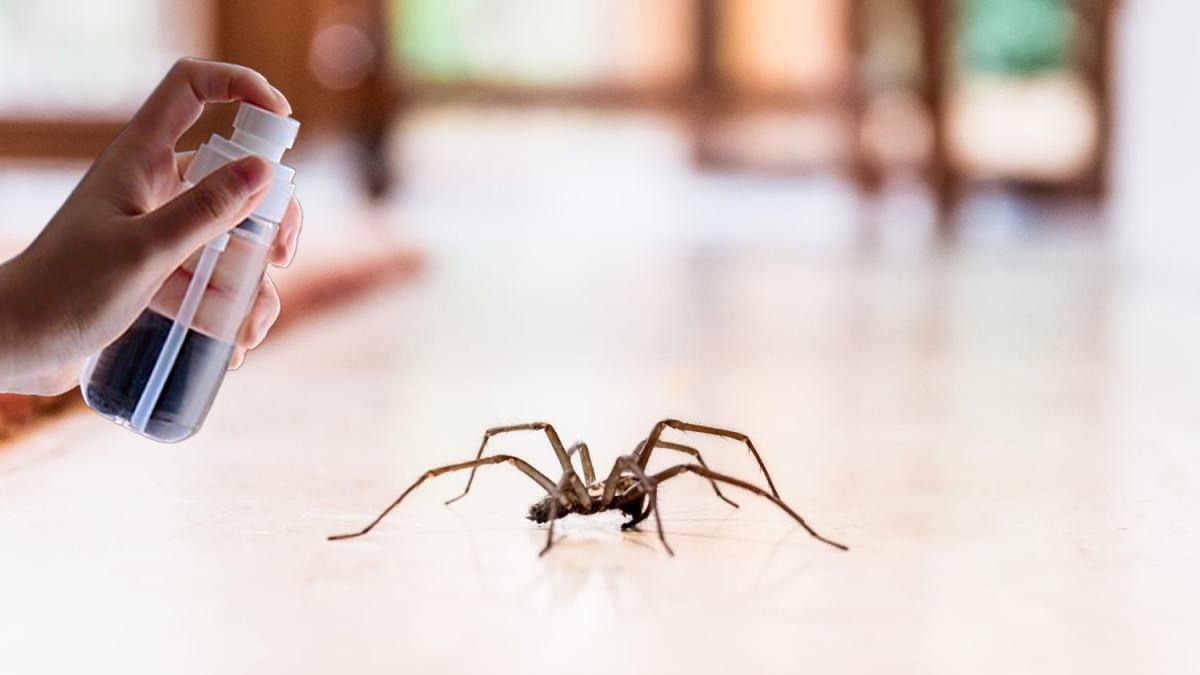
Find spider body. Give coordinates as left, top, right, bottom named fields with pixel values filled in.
left=526, top=477, right=645, bottom=524
left=330, top=419, right=848, bottom=556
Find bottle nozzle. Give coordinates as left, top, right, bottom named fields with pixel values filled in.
left=231, top=103, right=300, bottom=163
left=183, top=102, right=300, bottom=225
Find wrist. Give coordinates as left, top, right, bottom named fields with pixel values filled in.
left=0, top=255, right=26, bottom=383
left=0, top=252, right=50, bottom=386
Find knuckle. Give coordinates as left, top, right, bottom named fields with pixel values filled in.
left=168, top=57, right=197, bottom=80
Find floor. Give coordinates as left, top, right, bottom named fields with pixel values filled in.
left=1, top=109, right=1199, bottom=674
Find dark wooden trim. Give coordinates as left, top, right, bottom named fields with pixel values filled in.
left=691, top=152, right=849, bottom=178
left=400, top=82, right=690, bottom=111
left=1079, top=0, right=1116, bottom=197
left=0, top=120, right=125, bottom=160
left=0, top=113, right=229, bottom=161
left=848, top=0, right=880, bottom=195
left=917, top=0, right=956, bottom=234
left=690, top=0, right=720, bottom=168
left=397, top=80, right=847, bottom=112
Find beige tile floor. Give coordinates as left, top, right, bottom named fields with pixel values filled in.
left=2, top=227, right=1198, bottom=674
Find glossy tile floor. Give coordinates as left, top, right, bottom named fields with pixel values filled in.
left=4, top=232, right=1198, bottom=673
left=2, top=111, right=1199, bottom=674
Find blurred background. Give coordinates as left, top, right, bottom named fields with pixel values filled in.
left=0, top=0, right=1125, bottom=227
left=5, top=4, right=1200, bottom=672
left=0, top=0, right=1193, bottom=443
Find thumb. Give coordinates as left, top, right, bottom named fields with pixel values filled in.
left=142, top=155, right=272, bottom=261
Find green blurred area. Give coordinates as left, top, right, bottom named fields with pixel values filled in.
left=392, top=0, right=607, bottom=85
left=393, top=0, right=470, bottom=81
left=393, top=0, right=1078, bottom=83
left=959, top=0, right=1073, bottom=76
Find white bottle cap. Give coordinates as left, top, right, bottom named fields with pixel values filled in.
left=232, top=103, right=300, bottom=163
left=184, top=102, right=300, bottom=225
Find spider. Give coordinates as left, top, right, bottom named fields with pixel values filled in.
left=328, top=419, right=848, bottom=556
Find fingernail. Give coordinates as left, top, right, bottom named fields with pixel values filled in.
left=230, top=156, right=271, bottom=191
left=270, top=86, right=292, bottom=114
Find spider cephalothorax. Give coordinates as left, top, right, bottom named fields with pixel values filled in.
left=330, top=419, right=848, bottom=556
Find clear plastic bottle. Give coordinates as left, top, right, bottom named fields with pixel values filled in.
left=81, top=103, right=300, bottom=442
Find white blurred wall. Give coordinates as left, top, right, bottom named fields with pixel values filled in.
left=1112, top=0, right=1200, bottom=268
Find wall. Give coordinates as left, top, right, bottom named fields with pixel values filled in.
left=1111, top=0, right=1200, bottom=269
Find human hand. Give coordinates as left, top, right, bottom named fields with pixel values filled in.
left=0, top=58, right=302, bottom=395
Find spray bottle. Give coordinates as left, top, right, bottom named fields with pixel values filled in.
left=81, top=102, right=300, bottom=442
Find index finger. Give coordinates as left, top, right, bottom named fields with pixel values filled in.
left=125, top=57, right=291, bottom=148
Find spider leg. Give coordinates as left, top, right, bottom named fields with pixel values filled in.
left=329, top=455, right=567, bottom=542
left=635, top=439, right=739, bottom=508
left=596, top=455, right=674, bottom=555
left=648, top=463, right=848, bottom=551
left=566, top=441, right=597, bottom=484
left=635, top=419, right=782, bottom=498
left=615, top=456, right=674, bottom=555
left=444, top=422, right=592, bottom=508
left=538, top=473, right=575, bottom=557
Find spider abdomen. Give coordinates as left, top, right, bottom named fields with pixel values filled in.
left=525, top=493, right=645, bottom=524
left=526, top=495, right=560, bottom=523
